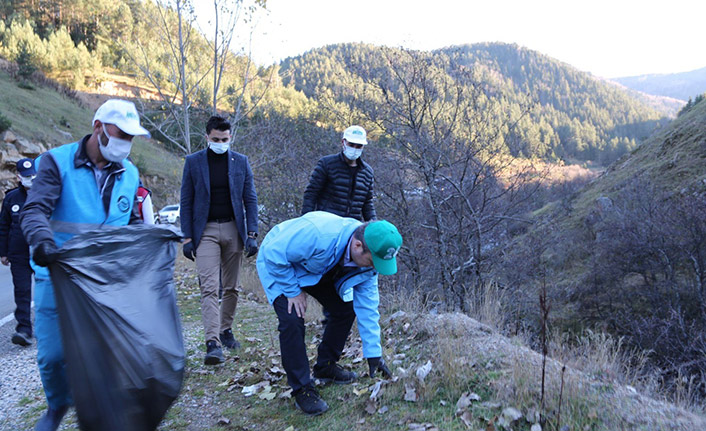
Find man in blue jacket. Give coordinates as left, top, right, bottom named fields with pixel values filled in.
left=0, top=158, right=36, bottom=346
left=180, top=115, right=259, bottom=365
left=257, top=211, right=401, bottom=415
left=20, top=99, right=147, bottom=431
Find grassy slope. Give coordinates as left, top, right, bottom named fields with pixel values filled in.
left=0, top=70, right=183, bottom=207
left=15, top=257, right=704, bottom=430
left=569, top=99, right=706, bottom=215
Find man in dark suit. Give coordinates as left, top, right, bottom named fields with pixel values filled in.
left=180, top=115, right=259, bottom=365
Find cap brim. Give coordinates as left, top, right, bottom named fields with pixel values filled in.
left=19, top=169, right=36, bottom=176
left=116, top=121, right=151, bottom=138
left=371, top=254, right=397, bottom=275
left=346, top=138, right=368, bottom=145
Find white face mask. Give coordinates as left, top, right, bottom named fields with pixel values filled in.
left=99, top=124, right=133, bottom=162
left=208, top=141, right=230, bottom=154
left=343, top=145, right=363, bottom=160
left=19, top=175, right=35, bottom=189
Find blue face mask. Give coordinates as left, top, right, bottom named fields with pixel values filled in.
left=208, top=141, right=230, bottom=154
left=343, top=145, right=363, bottom=160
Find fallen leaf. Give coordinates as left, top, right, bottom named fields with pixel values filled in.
left=404, top=383, right=418, bottom=402
left=402, top=322, right=411, bottom=332
left=378, top=405, right=389, bottom=414
left=217, top=417, right=230, bottom=425
left=531, top=424, right=542, bottom=431
left=365, top=399, right=377, bottom=415
left=458, top=410, right=474, bottom=428
left=357, top=418, right=365, bottom=424
left=387, top=310, right=407, bottom=323
left=241, top=381, right=269, bottom=397
left=369, top=381, right=384, bottom=400
left=259, top=390, right=277, bottom=400
left=242, top=384, right=259, bottom=397
left=269, top=366, right=285, bottom=375
left=416, top=360, right=432, bottom=382
left=439, top=400, right=447, bottom=406
left=279, top=389, right=293, bottom=399
left=353, top=387, right=369, bottom=396
left=502, top=407, right=522, bottom=422
left=455, top=392, right=480, bottom=414
left=284, top=426, right=294, bottom=431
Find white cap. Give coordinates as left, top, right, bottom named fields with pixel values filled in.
left=342, top=125, right=367, bottom=145
left=93, top=99, right=150, bottom=137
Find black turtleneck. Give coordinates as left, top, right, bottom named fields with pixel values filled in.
left=207, top=149, right=235, bottom=221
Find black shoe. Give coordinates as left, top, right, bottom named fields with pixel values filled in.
left=11, top=331, right=32, bottom=347
left=219, top=329, right=241, bottom=350
left=312, top=362, right=358, bottom=384
left=293, top=386, right=329, bottom=416
left=35, top=405, right=68, bottom=431
left=204, top=340, right=224, bottom=365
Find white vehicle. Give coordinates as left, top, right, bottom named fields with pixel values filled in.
left=157, top=204, right=180, bottom=224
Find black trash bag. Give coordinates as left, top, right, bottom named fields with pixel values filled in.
left=48, top=224, right=185, bottom=431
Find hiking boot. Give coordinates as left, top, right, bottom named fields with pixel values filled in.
left=312, top=362, right=358, bottom=384
left=219, top=329, right=241, bottom=351
left=204, top=340, right=224, bottom=365
left=11, top=331, right=32, bottom=347
left=293, top=386, right=329, bottom=416
left=35, top=405, right=68, bottom=431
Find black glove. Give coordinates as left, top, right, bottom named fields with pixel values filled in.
left=33, top=241, right=58, bottom=267
left=183, top=242, right=195, bottom=261
left=245, top=237, right=258, bottom=258
left=367, top=357, right=392, bottom=378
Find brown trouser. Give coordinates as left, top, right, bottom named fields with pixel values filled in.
left=195, top=220, right=243, bottom=344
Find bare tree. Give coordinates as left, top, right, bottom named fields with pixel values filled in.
left=353, top=48, right=544, bottom=311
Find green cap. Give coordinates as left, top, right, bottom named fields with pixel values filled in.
left=364, top=220, right=403, bottom=275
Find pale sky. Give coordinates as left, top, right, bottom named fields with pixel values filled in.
left=238, top=0, right=706, bottom=78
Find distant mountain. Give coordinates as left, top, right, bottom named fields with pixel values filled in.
left=281, top=42, right=670, bottom=165
left=613, top=66, right=706, bottom=101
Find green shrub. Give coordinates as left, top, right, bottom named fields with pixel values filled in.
left=0, top=112, right=11, bottom=133
left=17, top=80, right=35, bottom=90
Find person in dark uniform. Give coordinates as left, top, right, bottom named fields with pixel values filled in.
left=0, top=158, right=37, bottom=346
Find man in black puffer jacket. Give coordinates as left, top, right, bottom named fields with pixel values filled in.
left=302, top=125, right=376, bottom=222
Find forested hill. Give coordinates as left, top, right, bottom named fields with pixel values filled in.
left=500, top=96, right=706, bottom=396
left=280, top=42, right=671, bottom=165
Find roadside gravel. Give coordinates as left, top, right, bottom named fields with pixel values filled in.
left=0, top=325, right=43, bottom=430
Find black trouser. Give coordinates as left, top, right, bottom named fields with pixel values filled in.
left=273, top=270, right=356, bottom=392
left=10, top=254, right=33, bottom=336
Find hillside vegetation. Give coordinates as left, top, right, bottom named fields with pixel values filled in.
left=0, top=65, right=182, bottom=206
left=501, top=96, right=706, bottom=402
left=281, top=42, right=670, bottom=164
